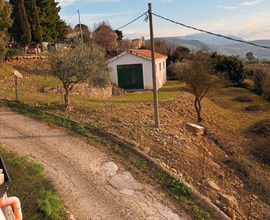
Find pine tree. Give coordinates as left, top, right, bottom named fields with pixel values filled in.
left=36, top=0, right=66, bottom=42
left=9, top=0, right=31, bottom=47
left=24, top=0, right=43, bottom=44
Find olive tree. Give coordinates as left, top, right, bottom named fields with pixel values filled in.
left=174, top=53, right=221, bottom=122
left=41, top=43, right=111, bottom=111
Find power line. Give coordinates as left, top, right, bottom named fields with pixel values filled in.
left=152, top=12, right=270, bottom=50
left=93, top=12, right=148, bottom=35
left=66, top=11, right=78, bottom=23
left=116, top=12, right=148, bottom=30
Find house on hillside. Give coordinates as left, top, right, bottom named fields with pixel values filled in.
left=131, top=37, right=145, bottom=49
left=106, top=49, right=167, bottom=90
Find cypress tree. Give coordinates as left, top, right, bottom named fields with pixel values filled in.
left=24, top=0, right=43, bottom=44
left=36, top=0, right=66, bottom=42
left=9, top=0, right=31, bottom=47
left=0, top=0, right=13, bottom=63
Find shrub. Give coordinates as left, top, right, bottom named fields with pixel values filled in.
left=254, top=69, right=266, bottom=96
left=251, top=138, right=270, bottom=165
left=233, top=95, right=254, bottom=102
left=6, top=49, right=24, bottom=57
left=167, top=179, right=190, bottom=197
left=245, top=104, right=266, bottom=112
left=37, top=188, right=64, bottom=220
left=211, top=52, right=245, bottom=85
left=167, top=64, right=180, bottom=80
left=74, top=123, right=85, bottom=134
left=251, top=119, right=270, bottom=136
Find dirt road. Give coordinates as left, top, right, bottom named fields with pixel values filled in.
left=0, top=107, right=187, bottom=220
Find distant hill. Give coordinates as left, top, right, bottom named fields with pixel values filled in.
left=177, top=33, right=244, bottom=46
left=145, top=37, right=208, bottom=52
left=209, top=40, right=270, bottom=60
left=148, top=37, right=270, bottom=60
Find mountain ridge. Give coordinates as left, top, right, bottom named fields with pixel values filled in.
left=148, top=36, right=270, bottom=60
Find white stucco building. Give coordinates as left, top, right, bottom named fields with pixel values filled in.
left=106, top=49, right=167, bottom=90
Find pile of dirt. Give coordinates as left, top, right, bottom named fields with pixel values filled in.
left=112, top=83, right=127, bottom=96
left=250, top=118, right=270, bottom=136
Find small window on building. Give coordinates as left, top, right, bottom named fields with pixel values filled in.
left=159, top=63, right=161, bottom=71
left=163, top=61, right=165, bottom=69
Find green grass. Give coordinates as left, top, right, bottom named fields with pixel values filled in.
left=0, top=148, right=67, bottom=220
left=207, top=86, right=270, bottom=131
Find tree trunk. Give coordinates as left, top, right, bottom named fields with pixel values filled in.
left=194, top=97, right=202, bottom=123
left=63, top=87, right=72, bottom=112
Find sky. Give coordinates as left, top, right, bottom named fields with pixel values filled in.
left=58, top=0, right=270, bottom=41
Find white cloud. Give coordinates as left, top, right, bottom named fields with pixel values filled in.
left=58, top=0, right=121, bottom=8
left=58, top=0, right=78, bottom=7
left=242, top=0, right=262, bottom=6
left=218, top=5, right=236, bottom=9
left=161, top=0, right=173, bottom=3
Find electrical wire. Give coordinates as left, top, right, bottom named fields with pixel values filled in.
left=152, top=12, right=270, bottom=50
left=92, top=11, right=148, bottom=35
left=65, top=11, right=78, bottom=22
left=116, top=11, right=148, bottom=30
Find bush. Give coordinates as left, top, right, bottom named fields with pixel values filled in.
left=233, top=95, right=254, bottom=102
left=211, top=52, right=245, bottom=85
left=245, top=104, right=266, bottom=112
left=250, top=119, right=270, bottom=136
left=6, top=49, right=24, bottom=57
left=167, top=63, right=180, bottom=80
left=251, top=138, right=270, bottom=165
left=167, top=179, right=190, bottom=197
left=254, top=69, right=266, bottom=96
left=37, top=188, right=64, bottom=220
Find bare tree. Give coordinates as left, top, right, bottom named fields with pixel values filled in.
left=145, top=39, right=171, bottom=55
left=39, top=43, right=111, bottom=111
left=175, top=53, right=221, bottom=122
left=92, top=21, right=118, bottom=53
left=74, top=24, right=91, bottom=44
left=121, top=38, right=133, bottom=51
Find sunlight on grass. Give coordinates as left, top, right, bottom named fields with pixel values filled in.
left=207, top=86, right=270, bottom=133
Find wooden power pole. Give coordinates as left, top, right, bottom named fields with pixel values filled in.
left=148, top=3, right=159, bottom=128
left=78, top=10, right=84, bottom=44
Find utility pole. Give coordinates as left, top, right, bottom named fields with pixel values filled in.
left=78, top=10, right=83, bottom=44
left=148, top=3, right=159, bottom=128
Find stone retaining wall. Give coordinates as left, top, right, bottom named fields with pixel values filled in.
left=43, top=83, right=112, bottom=99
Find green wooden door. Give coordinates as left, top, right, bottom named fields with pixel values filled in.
left=117, top=64, right=144, bottom=90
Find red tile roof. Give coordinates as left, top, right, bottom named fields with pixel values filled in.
left=128, top=49, right=167, bottom=59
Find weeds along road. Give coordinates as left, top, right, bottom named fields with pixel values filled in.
left=0, top=107, right=187, bottom=220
